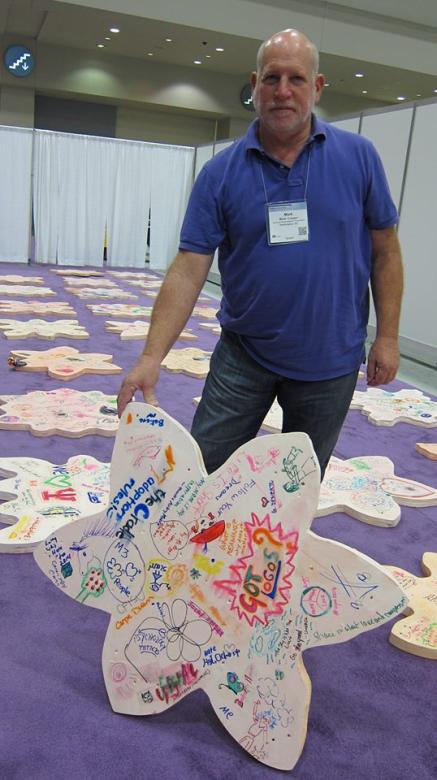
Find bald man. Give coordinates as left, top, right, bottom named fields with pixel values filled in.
left=117, top=28, right=403, bottom=479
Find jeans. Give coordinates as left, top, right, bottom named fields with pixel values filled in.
left=191, top=329, right=359, bottom=479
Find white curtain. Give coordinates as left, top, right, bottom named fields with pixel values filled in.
left=34, top=130, right=116, bottom=266
left=106, top=140, right=152, bottom=267
left=0, top=125, right=32, bottom=262
left=149, top=144, right=194, bottom=270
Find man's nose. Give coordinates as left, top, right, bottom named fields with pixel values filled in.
left=275, top=76, right=292, bottom=98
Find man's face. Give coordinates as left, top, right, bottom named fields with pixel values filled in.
left=251, top=41, right=324, bottom=139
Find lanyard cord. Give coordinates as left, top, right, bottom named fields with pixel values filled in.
left=259, top=144, right=312, bottom=204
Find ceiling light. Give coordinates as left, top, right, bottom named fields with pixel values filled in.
left=109, top=27, right=120, bottom=33
left=324, top=81, right=331, bottom=87
left=355, top=72, right=364, bottom=78
left=147, top=52, right=154, bottom=56
left=205, top=54, right=211, bottom=58
left=165, top=38, right=172, bottom=42
left=194, top=59, right=202, bottom=65
left=97, top=44, right=105, bottom=48
left=104, top=37, right=111, bottom=41
left=416, top=93, right=422, bottom=97
left=434, top=89, right=437, bottom=93
left=216, top=47, right=224, bottom=52
left=397, top=96, right=406, bottom=101
left=362, top=90, right=367, bottom=94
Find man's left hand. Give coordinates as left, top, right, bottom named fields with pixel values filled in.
left=367, top=336, right=400, bottom=386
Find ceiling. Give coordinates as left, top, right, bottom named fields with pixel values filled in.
left=1, top=0, right=437, bottom=110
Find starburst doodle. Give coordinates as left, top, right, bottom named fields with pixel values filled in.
left=34, top=403, right=406, bottom=771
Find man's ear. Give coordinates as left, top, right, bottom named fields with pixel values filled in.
left=314, top=73, right=325, bottom=104
left=250, top=70, right=257, bottom=91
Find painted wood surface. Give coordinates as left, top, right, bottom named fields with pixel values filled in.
left=0, top=300, right=76, bottom=316
left=416, top=443, right=437, bottom=460
left=7, top=346, right=122, bottom=379
left=351, top=388, right=437, bottom=427
left=51, top=269, right=104, bottom=276
left=0, top=319, right=89, bottom=339
left=87, top=304, right=153, bottom=318
left=125, top=280, right=162, bottom=289
left=34, top=403, right=406, bottom=771
left=383, top=553, right=437, bottom=659
left=316, top=456, right=437, bottom=527
left=65, top=287, right=138, bottom=300
left=0, top=285, right=56, bottom=297
left=62, top=277, right=118, bottom=287
left=162, top=348, right=211, bottom=377
left=0, top=388, right=118, bottom=437
left=192, top=306, right=219, bottom=320
left=0, top=455, right=109, bottom=553
left=0, top=275, right=44, bottom=284
left=105, top=320, right=197, bottom=341
left=107, top=271, right=159, bottom=280
left=199, top=322, right=221, bottom=335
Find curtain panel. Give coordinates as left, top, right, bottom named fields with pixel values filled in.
left=0, top=126, right=33, bottom=263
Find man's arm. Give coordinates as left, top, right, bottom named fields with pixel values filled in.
left=117, top=250, right=213, bottom=414
left=367, top=226, right=404, bottom=386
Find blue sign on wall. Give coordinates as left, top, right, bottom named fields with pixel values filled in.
left=4, top=45, right=35, bottom=78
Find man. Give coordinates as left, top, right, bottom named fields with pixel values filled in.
left=117, top=28, right=403, bottom=479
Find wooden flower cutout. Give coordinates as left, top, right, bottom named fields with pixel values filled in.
left=351, top=389, right=437, bottom=427
left=87, top=303, right=153, bottom=317
left=105, top=320, right=197, bottom=342
left=161, top=348, right=211, bottom=377
left=383, top=553, right=437, bottom=659
left=65, top=287, right=137, bottom=300
left=316, top=456, right=437, bottom=526
left=0, top=455, right=109, bottom=552
left=0, top=319, right=88, bottom=340
left=0, top=388, right=118, bottom=437
left=34, top=404, right=406, bottom=771
left=8, top=346, right=122, bottom=379
left=0, top=301, right=76, bottom=316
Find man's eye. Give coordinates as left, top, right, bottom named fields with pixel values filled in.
left=263, top=75, right=278, bottom=84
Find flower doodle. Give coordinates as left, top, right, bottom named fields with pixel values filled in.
left=34, top=403, right=406, bottom=771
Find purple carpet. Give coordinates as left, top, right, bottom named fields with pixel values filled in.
left=0, top=261, right=436, bottom=779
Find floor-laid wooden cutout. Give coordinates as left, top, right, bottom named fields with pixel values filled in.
left=0, top=300, right=76, bottom=316
left=65, top=287, right=137, bottom=300
left=0, top=275, right=44, bottom=285
left=87, top=303, right=153, bottom=317
left=107, top=271, right=159, bottom=280
left=126, top=280, right=162, bottom=289
left=34, top=402, right=406, bottom=771
left=0, top=455, right=109, bottom=553
left=199, top=322, right=221, bottom=335
left=192, top=306, right=219, bottom=320
left=416, top=443, right=437, bottom=461
left=8, top=346, right=122, bottom=379
left=0, top=388, right=118, bottom=437
left=351, top=388, right=437, bottom=427
left=383, top=553, right=437, bottom=659
left=62, top=277, right=118, bottom=288
left=0, top=285, right=55, bottom=297
left=0, top=319, right=89, bottom=340
left=51, top=269, right=104, bottom=277
left=316, top=456, right=437, bottom=526
left=162, top=348, right=211, bottom=377
left=105, top=320, right=197, bottom=341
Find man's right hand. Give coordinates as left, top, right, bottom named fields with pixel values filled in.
left=117, top=354, right=161, bottom=417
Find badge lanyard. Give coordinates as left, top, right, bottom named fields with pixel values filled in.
left=260, top=146, right=312, bottom=245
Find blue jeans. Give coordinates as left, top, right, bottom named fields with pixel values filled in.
left=191, top=330, right=359, bottom=479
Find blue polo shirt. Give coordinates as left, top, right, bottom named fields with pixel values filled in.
left=180, top=116, right=398, bottom=380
